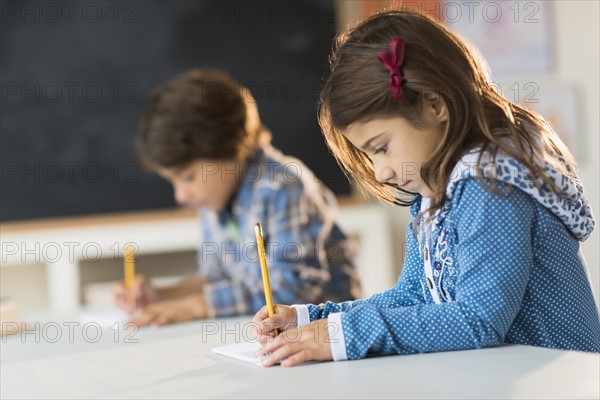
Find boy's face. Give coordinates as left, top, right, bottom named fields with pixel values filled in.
left=156, top=159, right=242, bottom=212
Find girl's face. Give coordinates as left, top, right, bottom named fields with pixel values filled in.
left=342, top=96, right=447, bottom=198
left=156, top=159, right=241, bottom=212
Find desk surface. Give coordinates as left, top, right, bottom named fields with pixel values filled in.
left=2, top=315, right=599, bottom=399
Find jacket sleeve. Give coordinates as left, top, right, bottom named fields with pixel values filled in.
left=337, top=179, right=535, bottom=359
left=307, top=217, right=427, bottom=320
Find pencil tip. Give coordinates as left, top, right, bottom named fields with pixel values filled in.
left=255, top=223, right=263, bottom=236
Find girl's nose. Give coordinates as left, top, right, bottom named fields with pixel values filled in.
left=374, top=163, right=395, bottom=184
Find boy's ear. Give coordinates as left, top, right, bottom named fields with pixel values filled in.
left=423, top=91, right=448, bottom=124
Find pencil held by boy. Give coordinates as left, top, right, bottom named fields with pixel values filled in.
left=113, top=69, right=360, bottom=327
left=253, top=10, right=600, bottom=367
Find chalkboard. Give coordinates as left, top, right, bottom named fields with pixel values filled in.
left=0, top=0, right=350, bottom=222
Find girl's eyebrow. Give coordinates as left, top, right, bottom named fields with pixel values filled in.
left=361, top=132, right=386, bottom=152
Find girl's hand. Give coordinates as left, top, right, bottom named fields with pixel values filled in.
left=251, top=304, right=298, bottom=339
left=128, top=294, right=206, bottom=327
left=113, top=275, right=157, bottom=311
left=257, top=319, right=333, bottom=367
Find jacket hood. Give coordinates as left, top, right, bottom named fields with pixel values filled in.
left=444, top=150, right=595, bottom=241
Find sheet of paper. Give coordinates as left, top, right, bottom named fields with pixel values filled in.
left=79, top=310, right=129, bottom=328
left=212, top=341, right=264, bottom=366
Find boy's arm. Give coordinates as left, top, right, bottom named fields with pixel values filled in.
left=199, top=181, right=348, bottom=317
left=154, top=277, right=207, bottom=301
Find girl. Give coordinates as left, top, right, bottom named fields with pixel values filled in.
left=252, top=10, right=600, bottom=367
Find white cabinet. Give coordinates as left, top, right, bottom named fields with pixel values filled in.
left=1, top=203, right=396, bottom=312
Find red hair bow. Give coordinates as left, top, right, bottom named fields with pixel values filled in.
left=378, top=37, right=406, bottom=102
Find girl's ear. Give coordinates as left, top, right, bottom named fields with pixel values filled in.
left=423, top=91, right=448, bottom=124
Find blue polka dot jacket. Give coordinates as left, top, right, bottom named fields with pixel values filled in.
left=302, top=150, right=600, bottom=359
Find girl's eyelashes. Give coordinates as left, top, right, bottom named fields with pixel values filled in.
left=374, top=144, right=388, bottom=155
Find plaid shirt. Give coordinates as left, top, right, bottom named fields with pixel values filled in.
left=197, top=144, right=361, bottom=317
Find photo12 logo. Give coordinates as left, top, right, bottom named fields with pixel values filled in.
left=1, top=1, right=141, bottom=24
left=1, top=321, right=139, bottom=344
left=1, top=241, right=140, bottom=264
left=1, top=162, right=140, bottom=185
left=1, top=81, right=140, bottom=104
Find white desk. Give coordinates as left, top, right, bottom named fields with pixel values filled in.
left=2, top=315, right=598, bottom=399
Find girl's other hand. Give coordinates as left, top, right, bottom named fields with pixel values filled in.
left=257, top=319, right=333, bottom=367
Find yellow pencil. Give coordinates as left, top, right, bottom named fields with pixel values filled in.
left=255, top=223, right=278, bottom=335
left=124, top=244, right=136, bottom=310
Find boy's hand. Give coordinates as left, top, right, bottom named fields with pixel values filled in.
left=128, top=293, right=207, bottom=327
left=113, top=275, right=157, bottom=311
left=251, top=305, right=298, bottom=339
left=257, top=319, right=333, bottom=367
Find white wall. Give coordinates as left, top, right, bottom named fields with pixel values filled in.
left=554, top=1, right=599, bottom=305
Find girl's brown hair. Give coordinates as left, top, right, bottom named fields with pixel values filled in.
left=319, top=10, right=576, bottom=212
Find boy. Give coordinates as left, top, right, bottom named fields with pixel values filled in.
left=114, top=69, right=360, bottom=326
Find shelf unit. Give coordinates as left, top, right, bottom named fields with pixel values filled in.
left=1, top=202, right=395, bottom=312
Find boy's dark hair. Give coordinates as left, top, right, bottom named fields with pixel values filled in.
left=136, top=69, right=262, bottom=169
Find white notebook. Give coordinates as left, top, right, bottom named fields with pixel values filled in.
left=212, top=342, right=264, bottom=366
left=79, top=310, right=129, bottom=328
